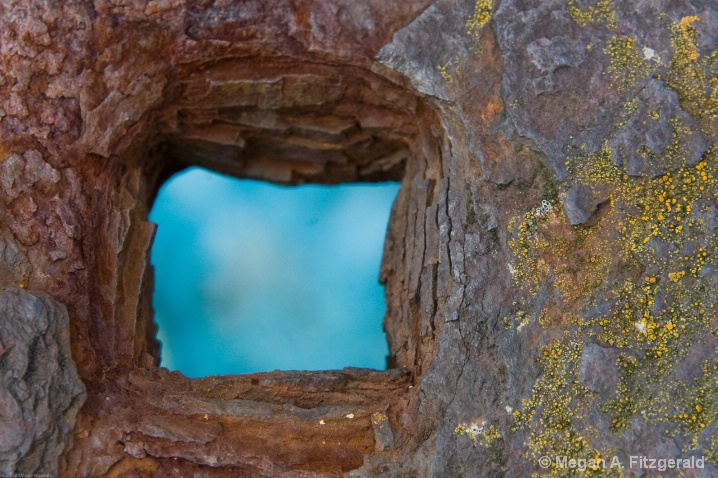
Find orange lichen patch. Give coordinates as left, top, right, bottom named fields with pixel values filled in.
left=667, top=16, right=718, bottom=135
left=678, top=16, right=700, bottom=61
left=486, top=100, right=502, bottom=117
left=481, top=99, right=503, bottom=122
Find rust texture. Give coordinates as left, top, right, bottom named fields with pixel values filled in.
left=2, top=0, right=718, bottom=477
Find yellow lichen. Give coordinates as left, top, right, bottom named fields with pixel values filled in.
left=466, top=0, right=495, bottom=42
left=604, top=35, right=651, bottom=91
left=567, top=0, right=616, bottom=29
left=667, top=16, right=718, bottom=136
left=371, top=412, right=388, bottom=425
left=509, top=14, right=718, bottom=467
left=438, top=63, right=453, bottom=83
left=455, top=421, right=503, bottom=449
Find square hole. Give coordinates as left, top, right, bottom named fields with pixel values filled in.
left=149, top=166, right=400, bottom=376
left=67, top=59, right=440, bottom=476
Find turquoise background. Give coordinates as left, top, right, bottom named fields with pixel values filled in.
left=149, top=167, right=399, bottom=377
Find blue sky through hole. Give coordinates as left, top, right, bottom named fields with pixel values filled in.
left=149, top=166, right=399, bottom=377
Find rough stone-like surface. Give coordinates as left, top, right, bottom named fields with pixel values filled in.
left=1, top=0, right=718, bottom=477
left=608, top=78, right=709, bottom=177
left=0, top=289, right=85, bottom=476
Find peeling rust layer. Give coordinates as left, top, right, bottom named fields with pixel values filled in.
left=153, top=60, right=420, bottom=185
left=63, top=368, right=411, bottom=477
